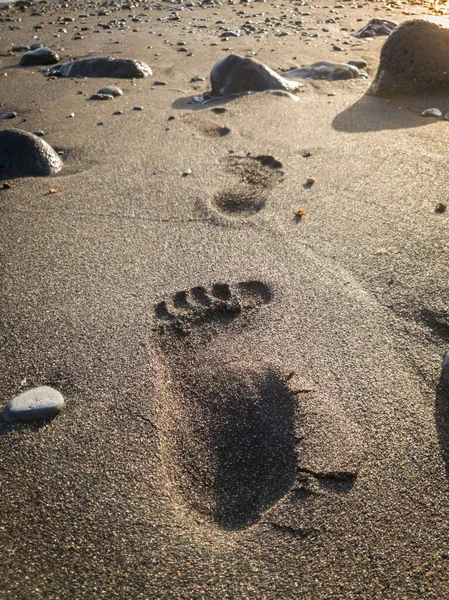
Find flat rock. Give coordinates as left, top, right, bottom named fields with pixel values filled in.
left=210, top=54, right=302, bottom=96
left=2, top=386, right=65, bottom=423
left=47, top=57, right=152, bottom=78
left=0, top=129, right=63, bottom=179
left=20, top=47, right=59, bottom=66
left=286, top=61, right=362, bottom=81
left=96, top=85, right=123, bottom=96
left=371, top=20, right=449, bottom=96
left=0, top=112, right=17, bottom=120
left=354, top=18, right=397, bottom=38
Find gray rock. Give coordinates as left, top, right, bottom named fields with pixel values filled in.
left=20, top=47, right=60, bottom=66
left=90, top=93, right=114, bottom=100
left=348, top=59, right=367, bottom=69
left=286, top=61, right=362, bottom=81
left=210, top=54, right=302, bottom=97
left=0, top=112, right=17, bottom=120
left=96, top=85, right=123, bottom=96
left=371, top=20, right=449, bottom=96
left=2, top=386, right=65, bottom=423
left=30, top=43, right=43, bottom=50
left=422, top=108, right=442, bottom=118
left=0, top=129, right=63, bottom=179
left=47, top=57, right=152, bottom=78
left=12, top=45, right=30, bottom=52
left=133, top=105, right=144, bottom=110
left=354, top=18, right=397, bottom=39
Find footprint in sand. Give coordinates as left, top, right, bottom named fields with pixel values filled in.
left=210, top=155, right=284, bottom=219
left=150, top=281, right=361, bottom=531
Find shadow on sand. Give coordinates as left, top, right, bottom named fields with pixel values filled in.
left=332, top=92, right=445, bottom=133
left=435, top=376, right=449, bottom=481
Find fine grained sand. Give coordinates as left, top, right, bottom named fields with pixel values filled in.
left=1, top=0, right=449, bottom=598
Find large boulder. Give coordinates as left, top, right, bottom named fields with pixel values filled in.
left=0, top=129, right=62, bottom=179
left=354, top=18, right=397, bottom=38
left=210, top=54, right=302, bottom=96
left=20, top=47, right=59, bottom=66
left=47, top=57, right=152, bottom=78
left=285, top=61, right=362, bottom=81
left=371, top=20, right=449, bottom=95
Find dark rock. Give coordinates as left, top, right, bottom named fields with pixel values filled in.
left=30, top=43, right=42, bottom=50
left=210, top=54, right=302, bottom=96
left=0, top=112, right=17, bottom=120
left=47, top=57, right=152, bottom=78
left=0, top=129, right=62, bottom=179
left=20, top=47, right=59, bottom=66
left=12, top=44, right=29, bottom=52
left=354, top=18, right=397, bottom=38
left=371, top=20, right=449, bottom=96
left=348, top=59, right=367, bottom=69
left=285, top=61, right=361, bottom=81
left=2, top=386, right=65, bottom=423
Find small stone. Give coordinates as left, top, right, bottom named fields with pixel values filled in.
left=0, top=112, right=17, bottom=120
left=133, top=105, right=144, bottom=111
left=183, top=167, right=192, bottom=176
left=422, top=108, right=442, bottom=118
left=348, top=59, right=367, bottom=69
left=90, top=93, right=114, bottom=100
left=113, top=110, right=123, bottom=115
left=96, top=86, right=123, bottom=97
left=306, top=177, right=316, bottom=185
left=2, top=386, right=65, bottom=423
left=435, top=202, right=447, bottom=213
left=191, top=76, right=205, bottom=82
left=20, top=47, right=59, bottom=66
left=153, top=80, right=167, bottom=85
left=33, top=131, right=45, bottom=136
left=68, top=112, right=75, bottom=117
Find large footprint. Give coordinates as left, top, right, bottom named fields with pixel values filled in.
left=150, top=281, right=362, bottom=531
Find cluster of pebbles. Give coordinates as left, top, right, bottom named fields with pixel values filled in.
left=2, top=0, right=449, bottom=421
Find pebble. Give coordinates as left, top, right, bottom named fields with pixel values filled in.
left=90, top=93, right=114, bottom=100
left=0, top=112, right=17, bottom=120
left=133, top=105, right=144, bottom=111
left=435, top=202, right=447, bottom=213
left=96, top=86, right=123, bottom=97
left=47, top=57, right=152, bottom=79
left=20, top=47, right=59, bottom=66
left=348, top=60, right=368, bottom=69
left=422, top=108, right=442, bottom=118
left=183, top=167, right=192, bottom=176
left=2, top=386, right=65, bottom=423
left=153, top=80, right=167, bottom=85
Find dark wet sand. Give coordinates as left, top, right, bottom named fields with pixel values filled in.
left=1, top=0, right=449, bottom=598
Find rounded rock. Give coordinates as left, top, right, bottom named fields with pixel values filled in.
left=20, top=47, right=60, bottom=66
left=371, top=20, right=449, bottom=96
left=0, top=129, right=63, bottom=179
left=2, top=386, right=65, bottom=423
left=422, top=108, right=442, bottom=118
left=47, top=57, right=152, bottom=79
left=96, top=85, right=123, bottom=97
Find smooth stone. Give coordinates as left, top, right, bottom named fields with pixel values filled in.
left=96, top=85, right=123, bottom=96
left=286, top=61, right=361, bottom=81
left=90, top=93, right=114, bottom=100
left=47, top=57, right=152, bottom=78
left=2, top=386, right=65, bottom=423
left=422, top=108, right=442, bottom=118
left=12, top=45, right=30, bottom=52
left=20, top=47, right=60, bottom=66
left=0, top=112, right=17, bottom=120
left=348, top=60, right=367, bottom=69
left=371, top=20, right=449, bottom=96
left=133, top=105, right=144, bottom=110
left=30, top=43, right=43, bottom=50
left=153, top=80, right=167, bottom=85
left=354, top=18, right=397, bottom=38
left=0, top=129, right=63, bottom=179
left=210, top=54, right=302, bottom=96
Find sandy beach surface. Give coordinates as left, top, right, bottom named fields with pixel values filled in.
left=2, top=0, right=449, bottom=598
